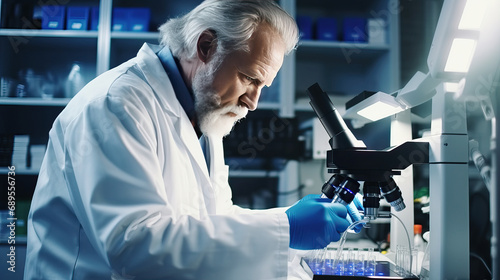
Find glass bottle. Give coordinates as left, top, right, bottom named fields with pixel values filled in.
left=414, top=224, right=426, bottom=252
left=65, top=62, right=85, bottom=98
left=419, top=238, right=430, bottom=279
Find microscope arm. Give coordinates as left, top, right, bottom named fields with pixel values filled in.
left=326, top=141, right=430, bottom=182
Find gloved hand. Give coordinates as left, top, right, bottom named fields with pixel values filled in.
left=346, top=192, right=365, bottom=233
left=292, top=194, right=322, bottom=206
left=286, top=198, right=350, bottom=250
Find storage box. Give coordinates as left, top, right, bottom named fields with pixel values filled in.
left=67, top=6, right=89, bottom=30
left=112, top=7, right=150, bottom=32
left=41, top=5, right=65, bottom=30
left=90, top=7, right=100, bottom=30
left=316, top=17, right=337, bottom=41
left=368, top=18, right=386, bottom=44
left=128, top=8, right=150, bottom=32
left=296, top=16, right=313, bottom=40
left=343, top=17, right=367, bottom=42
left=112, top=8, right=128, bottom=31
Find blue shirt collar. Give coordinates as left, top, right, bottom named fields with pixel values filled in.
left=156, top=46, right=196, bottom=121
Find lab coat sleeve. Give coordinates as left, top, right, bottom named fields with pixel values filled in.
left=62, top=91, right=289, bottom=279
left=231, top=205, right=290, bottom=215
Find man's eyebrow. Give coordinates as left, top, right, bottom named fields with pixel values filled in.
left=238, top=65, right=271, bottom=86
left=252, top=70, right=269, bottom=86
left=264, top=74, right=275, bottom=87
left=241, top=70, right=264, bottom=83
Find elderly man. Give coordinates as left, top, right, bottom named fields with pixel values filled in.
left=24, top=1, right=352, bottom=279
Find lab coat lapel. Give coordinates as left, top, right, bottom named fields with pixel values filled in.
left=177, top=116, right=212, bottom=183
left=136, top=43, right=215, bottom=213
left=207, top=135, right=226, bottom=184
left=206, top=135, right=232, bottom=214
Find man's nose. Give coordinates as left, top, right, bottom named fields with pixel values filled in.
left=241, top=87, right=261, bottom=111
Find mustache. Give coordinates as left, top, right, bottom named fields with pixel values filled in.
left=217, top=104, right=248, bottom=119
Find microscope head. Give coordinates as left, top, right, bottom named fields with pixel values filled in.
left=309, top=83, right=428, bottom=217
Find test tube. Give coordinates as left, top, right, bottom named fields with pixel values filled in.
left=332, top=248, right=342, bottom=275
left=342, top=248, right=353, bottom=275
left=410, top=249, right=418, bottom=275
left=365, top=248, right=375, bottom=276
left=310, top=249, right=322, bottom=274
left=355, top=251, right=365, bottom=276
left=400, top=247, right=412, bottom=275
left=342, top=252, right=350, bottom=275
left=395, top=245, right=404, bottom=273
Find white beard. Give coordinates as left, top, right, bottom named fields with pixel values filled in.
left=192, top=52, right=248, bottom=139
left=198, top=103, right=248, bottom=139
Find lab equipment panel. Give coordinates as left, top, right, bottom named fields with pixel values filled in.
left=301, top=258, right=419, bottom=279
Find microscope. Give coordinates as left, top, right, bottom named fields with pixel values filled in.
left=307, top=83, right=429, bottom=220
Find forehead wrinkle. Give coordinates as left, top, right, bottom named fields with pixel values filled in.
left=252, top=46, right=282, bottom=87
left=234, top=54, right=272, bottom=85
left=235, top=22, right=285, bottom=87
left=259, top=56, right=282, bottom=87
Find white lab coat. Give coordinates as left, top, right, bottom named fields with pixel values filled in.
left=24, top=43, right=290, bottom=280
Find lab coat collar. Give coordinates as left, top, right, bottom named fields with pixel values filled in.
left=135, top=43, right=213, bottom=203
left=135, top=43, right=181, bottom=118
left=156, top=46, right=196, bottom=122
left=201, top=134, right=230, bottom=214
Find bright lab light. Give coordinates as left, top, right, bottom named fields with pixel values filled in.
left=444, top=38, right=477, bottom=73
left=357, top=101, right=404, bottom=121
left=344, top=91, right=405, bottom=122
left=444, top=82, right=460, bottom=92
left=458, top=0, right=489, bottom=30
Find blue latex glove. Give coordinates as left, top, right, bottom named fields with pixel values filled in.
left=294, top=194, right=322, bottom=205
left=287, top=194, right=321, bottom=209
left=286, top=198, right=350, bottom=250
left=298, top=193, right=365, bottom=233
left=346, top=193, right=365, bottom=233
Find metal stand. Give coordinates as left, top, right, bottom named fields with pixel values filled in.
left=389, top=110, right=415, bottom=253
left=493, top=105, right=499, bottom=279
left=427, top=85, right=469, bottom=278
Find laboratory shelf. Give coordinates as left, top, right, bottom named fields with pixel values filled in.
left=0, top=236, right=27, bottom=245
left=298, top=40, right=390, bottom=50
left=0, top=167, right=40, bottom=175
left=228, top=170, right=280, bottom=178
left=294, top=95, right=353, bottom=116
left=0, top=97, right=71, bottom=106
left=256, top=102, right=281, bottom=110
left=110, top=31, right=160, bottom=40
left=0, top=0, right=401, bottom=213
left=0, top=168, right=274, bottom=178
left=0, top=166, right=282, bottom=179
left=294, top=103, right=314, bottom=112
left=296, top=42, right=391, bottom=63
left=0, top=29, right=99, bottom=38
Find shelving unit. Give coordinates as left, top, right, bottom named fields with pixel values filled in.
left=0, top=97, right=70, bottom=106
left=0, top=167, right=40, bottom=175
left=298, top=39, right=390, bottom=50
left=0, top=29, right=98, bottom=37
left=14, top=2, right=495, bottom=279
left=279, top=0, right=400, bottom=198
left=229, top=170, right=281, bottom=178
left=0, top=0, right=400, bottom=209
left=0, top=2, right=401, bottom=278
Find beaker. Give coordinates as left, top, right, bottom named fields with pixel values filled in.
left=419, top=240, right=431, bottom=279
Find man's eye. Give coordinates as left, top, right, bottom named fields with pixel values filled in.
left=245, top=76, right=255, bottom=82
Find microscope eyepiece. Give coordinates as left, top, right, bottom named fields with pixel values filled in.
left=363, top=181, right=381, bottom=218
left=307, top=83, right=365, bottom=149
left=321, top=174, right=346, bottom=199
left=380, top=177, right=406, bottom=211
left=332, top=177, right=360, bottom=206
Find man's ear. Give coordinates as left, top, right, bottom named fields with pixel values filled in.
left=197, top=30, right=217, bottom=63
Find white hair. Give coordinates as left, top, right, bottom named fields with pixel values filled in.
left=158, top=0, right=299, bottom=59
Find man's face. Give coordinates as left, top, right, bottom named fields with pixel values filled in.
left=193, top=23, right=286, bottom=138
